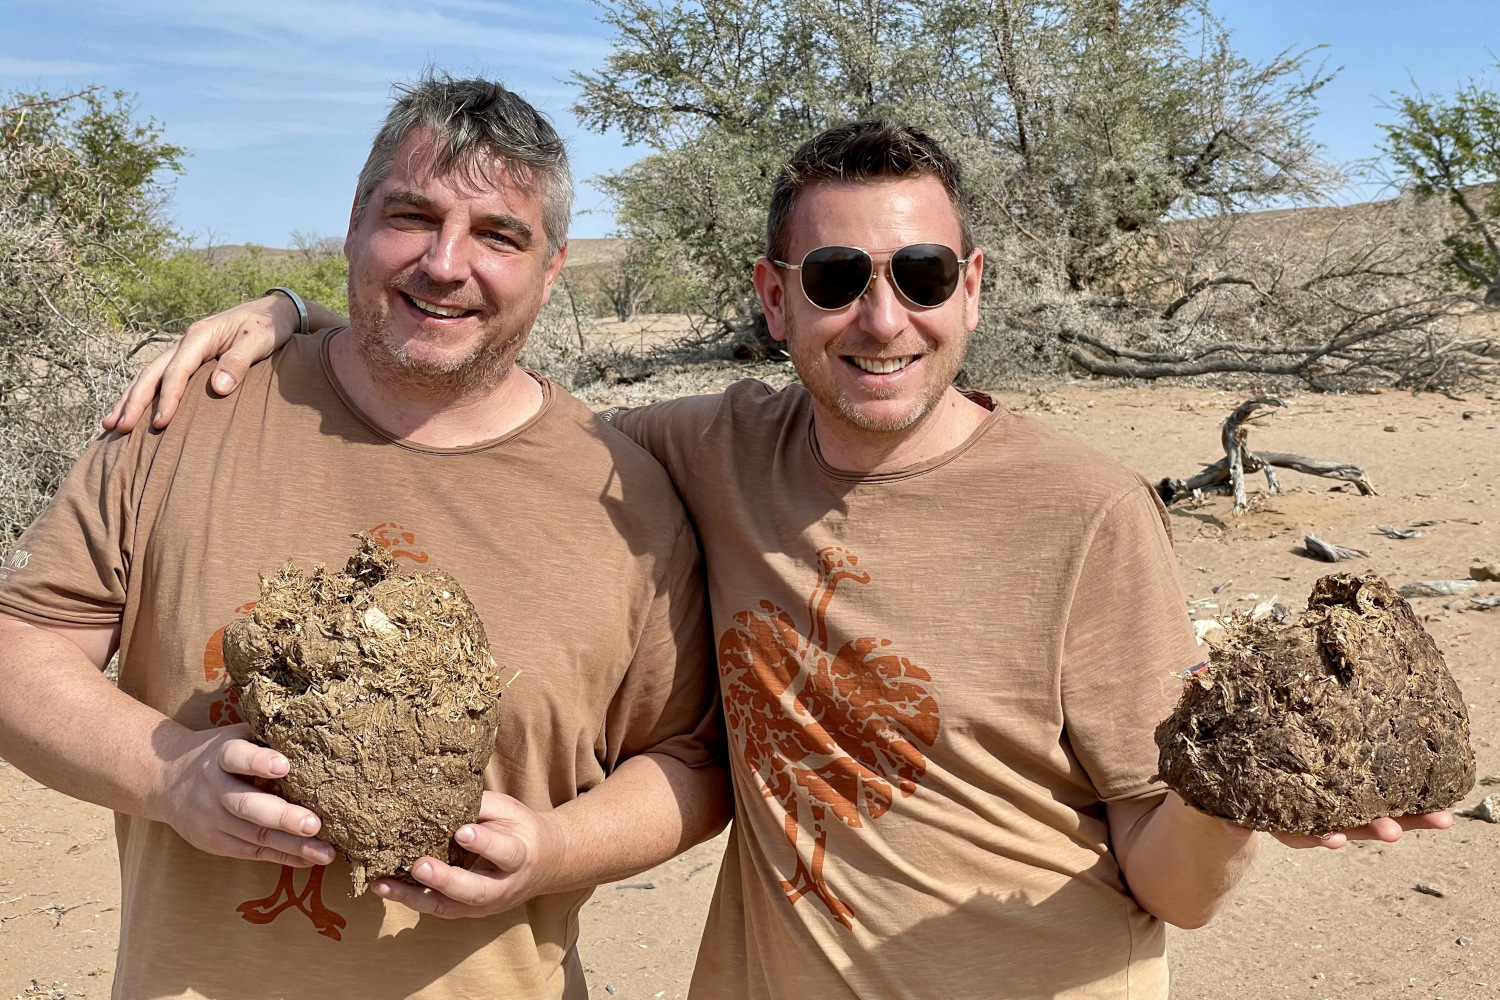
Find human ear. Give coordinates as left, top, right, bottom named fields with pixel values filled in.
left=753, top=257, right=790, bottom=343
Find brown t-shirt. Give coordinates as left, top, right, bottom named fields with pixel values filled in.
left=606, top=380, right=1200, bottom=1000
left=0, top=331, right=719, bottom=1000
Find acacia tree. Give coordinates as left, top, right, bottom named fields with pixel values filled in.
left=573, top=0, right=1338, bottom=353
left=0, top=87, right=184, bottom=544
left=1381, top=72, right=1500, bottom=306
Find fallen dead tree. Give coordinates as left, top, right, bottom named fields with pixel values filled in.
left=1155, top=396, right=1375, bottom=513
left=1059, top=298, right=1471, bottom=385
left=1038, top=194, right=1500, bottom=392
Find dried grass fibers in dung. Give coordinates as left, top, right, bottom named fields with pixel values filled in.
left=1155, top=574, right=1474, bottom=834
left=222, top=535, right=504, bottom=895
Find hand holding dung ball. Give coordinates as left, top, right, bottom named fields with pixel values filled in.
left=1156, top=574, right=1473, bottom=847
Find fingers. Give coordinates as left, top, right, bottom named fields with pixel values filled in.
left=372, top=870, right=483, bottom=919
left=1270, top=830, right=1347, bottom=850
left=216, top=735, right=288, bottom=780
left=222, top=813, right=336, bottom=866
left=1270, top=811, right=1455, bottom=850
left=202, top=828, right=323, bottom=869
left=214, top=736, right=327, bottom=844
left=1346, top=818, right=1405, bottom=843
left=104, top=349, right=174, bottom=433
left=374, top=857, right=511, bottom=918
left=153, top=323, right=226, bottom=428
left=211, top=329, right=267, bottom=401
left=1400, top=810, right=1454, bottom=832
left=220, top=785, right=323, bottom=838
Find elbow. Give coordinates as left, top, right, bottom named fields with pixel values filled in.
left=680, top=762, right=734, bottom=849
left=1159, top=906, right=1219, bottom=931
left=1139, top=892, right=1230, bottom=930
left=701, top=766, right=735, bottom=839
left=703, top=808, right=732, bottom=842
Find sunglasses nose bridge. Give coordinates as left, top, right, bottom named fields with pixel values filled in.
left=867, top=259, right=906, bottom=307
left=842, top=253, right=901, bottom=309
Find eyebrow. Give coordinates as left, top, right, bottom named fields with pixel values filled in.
left=382, top=190, right=536, bottom=249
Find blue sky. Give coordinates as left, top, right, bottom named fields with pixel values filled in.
left=2, top=0, right=1494, bottom=247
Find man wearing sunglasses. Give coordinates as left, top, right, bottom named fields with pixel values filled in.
left=109, top=120, right=1449, bottom=999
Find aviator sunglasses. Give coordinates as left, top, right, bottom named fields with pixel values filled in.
left=773, top=243, right=973, bottom=311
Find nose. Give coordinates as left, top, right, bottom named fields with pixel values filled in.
left=855, top=261, right=908, bottom=343
left=420, top=220, right=474, bottom=286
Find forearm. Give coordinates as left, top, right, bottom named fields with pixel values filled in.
left=1113, top=791, right=1259, bottom=929
left=546, top=753, right=732, bottom=893
left=305, top=299, right=347, bottom=332
left=0, top=616, right=184, bottom=821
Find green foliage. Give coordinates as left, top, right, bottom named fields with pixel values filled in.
left=1381, top=72, right=1500, bottom=304
left=2, top=85, right=185, bottom=262
left=574, top=0, right=1339, bottom=342
left=125, top=243, right=349, bottom=334
left=1, top=86, right=187, bottom=543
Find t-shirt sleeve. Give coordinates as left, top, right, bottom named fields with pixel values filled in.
left=0, top=422, right=159, bottom=627
left=1059, top=482, right=1200, bottom=802
left=600, top=395, right=722, bottom=481
left=600, top=517, right=724, bottom=772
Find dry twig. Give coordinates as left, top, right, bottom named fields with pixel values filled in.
left=1155, top=397, right=1376, bottom=513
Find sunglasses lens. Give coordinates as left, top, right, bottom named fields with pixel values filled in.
left=891, top=243, right=962, bottom=307
left=799, top=246, right=873, bottom=310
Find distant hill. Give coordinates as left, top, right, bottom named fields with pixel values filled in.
left=193, top=237, right=628, bottom=271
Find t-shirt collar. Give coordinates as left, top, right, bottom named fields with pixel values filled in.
left=316, top=328, right=555, bottom=456
left=805, top=389, right=1009, bottom=483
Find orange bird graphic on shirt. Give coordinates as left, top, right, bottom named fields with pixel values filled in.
left=716, top=546, right=941, bottom=928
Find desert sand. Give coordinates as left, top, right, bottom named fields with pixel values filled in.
left=4, top=382, right=1498, bottom=999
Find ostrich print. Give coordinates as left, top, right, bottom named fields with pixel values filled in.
left=717, top=547, right=941, bottom=929
left=202, top=602, right=256, bottom=727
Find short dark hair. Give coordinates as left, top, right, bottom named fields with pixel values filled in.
left=765, top=121, right=974, bottom=263
left=354, top=70, right=573, bottom=258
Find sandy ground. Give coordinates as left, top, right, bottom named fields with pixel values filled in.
left=4, top=381, right=1499, bottom=1000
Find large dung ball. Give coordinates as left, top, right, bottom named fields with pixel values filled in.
left=222, top=535, right=504, bottom=895
left=1155, top=573, right=1474, bottom=834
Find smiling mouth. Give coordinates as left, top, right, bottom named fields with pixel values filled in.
left=402, top=292, right=477, bottom=319
left=847, top=355, right=916, bottom=375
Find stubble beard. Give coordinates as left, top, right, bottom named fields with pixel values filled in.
left=348, top=273, right=531, bottom=399
left=787, top=313, right=966, bottom=434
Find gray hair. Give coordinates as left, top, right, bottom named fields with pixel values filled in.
left=354, top=71, right=573, bottom=258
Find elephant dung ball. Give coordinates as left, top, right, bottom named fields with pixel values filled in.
left=222, top=534, right=504, bottom=895
left=1155, top=573, right=1474, bottom=834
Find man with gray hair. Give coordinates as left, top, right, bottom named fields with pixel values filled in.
left=0, top=73, right=727, bottom=999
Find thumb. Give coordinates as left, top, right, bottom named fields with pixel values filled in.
left=457, top=822, right=530, bottom=873
left=211, top=349, right=257, bottom=396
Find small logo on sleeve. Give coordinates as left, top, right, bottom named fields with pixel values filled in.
left=0, top=548, right=29, bottom=582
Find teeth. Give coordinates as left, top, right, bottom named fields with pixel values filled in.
left=406, top=295, right=469, bottom=318
left=850, top=355, right=914, bottom=374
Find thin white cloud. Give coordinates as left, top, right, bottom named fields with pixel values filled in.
left=101, top=0, right=608, bottom=64
left=0, top=56, right=113, bottom=76
left=168, top=116, right=375, bottom=152
left=124, top=43, right=402, bottom=86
